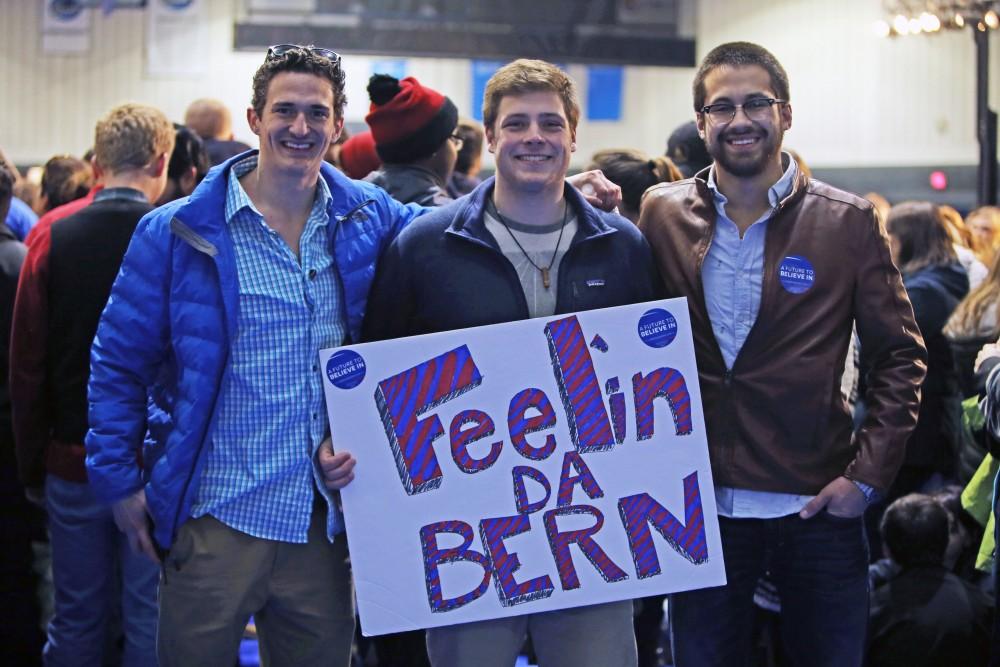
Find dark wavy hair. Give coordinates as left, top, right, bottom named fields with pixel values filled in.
left=693, top=41, right=789, bottom=112
left=880, top=494, right=949, bottom=568
left=886, top=201, right=957, bottom=275
left=251, top=45, right=347, bottom=120
left=587, top=149, right=682, bottom=221
left=0, top=160, right=14, bottom=223
left=168, top=124, right=210, bottom=184
left=40, top=155, right=93, bottom=212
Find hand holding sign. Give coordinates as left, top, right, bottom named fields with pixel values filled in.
left=317, top=437, right=357, bottom=490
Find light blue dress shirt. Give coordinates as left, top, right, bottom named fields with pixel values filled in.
left=702, top=156, right=816, bottom=518
left=190, top=155, right=346, bottom=543
left=703, top=157, right=874, bottom=517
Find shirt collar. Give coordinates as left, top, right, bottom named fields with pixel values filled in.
left=93, top=187, right=149, bottom=204
left=225, top=154, right=333, bottom=226
left=706, top=151, right=798, bottom=210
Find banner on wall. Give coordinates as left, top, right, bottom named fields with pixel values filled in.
left=470, top=60, right=503, bottom=121
left=587, top=65, right=623, bottom=122
left=146, top=0, right=207, bottom=77
left=42, top=1, right=91, bottom=54
left=321, top=298, right=726, bottom=636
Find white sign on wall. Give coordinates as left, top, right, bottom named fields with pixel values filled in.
left=146, top=0, right=208, bottom=77
left=41, top=1, right=91, bottom=55
left=321, top=298, right=725, bottom=636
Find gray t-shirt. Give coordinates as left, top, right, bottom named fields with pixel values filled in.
left=483, top=200, right=578, bottom=319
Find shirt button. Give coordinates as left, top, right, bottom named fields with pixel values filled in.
left=308, top=269, right=317, bottom=280
left=312, top=364, right=318, bottom=372
left=312, top=413, right=319, bottom=420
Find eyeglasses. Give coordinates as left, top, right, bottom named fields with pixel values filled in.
left=266, top=44, right=342, bottom=67
left=700, top=98, right=786, bottom=124
left=448, top=132, right=464, bottom=150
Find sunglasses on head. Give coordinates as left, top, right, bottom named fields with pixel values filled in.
left=265, top=44, right=341, bottom=66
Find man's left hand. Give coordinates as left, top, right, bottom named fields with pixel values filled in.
left=799, top=476, right=867, bottom=520
left=567, top=170, right=622, bottom=212
left=317, top=437, right=357, bottom=490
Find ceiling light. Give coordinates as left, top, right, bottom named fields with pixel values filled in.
left=919, top=12, right=941, bottom=32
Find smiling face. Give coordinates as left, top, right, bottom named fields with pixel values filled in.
left=248, top=71, right=344, bottom=180
left=486, top=90, right=575, bottom=199
left=696, top=64, right=791, bottom=181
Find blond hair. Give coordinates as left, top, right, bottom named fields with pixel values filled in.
left=482, top=59, right=580, bottom=133
left=939, top=205, right=973, bottom=248
left=968, top=206, right=1000, bottom=265
left=94, top=103, right=174, bottom=174
left=946, top=247, right=1000, bottom=339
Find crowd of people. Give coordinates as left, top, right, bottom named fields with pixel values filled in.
left=1, top=39, right=999, bottom=667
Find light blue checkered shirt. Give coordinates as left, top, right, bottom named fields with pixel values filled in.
left=190, top=155, right=346, bottom=543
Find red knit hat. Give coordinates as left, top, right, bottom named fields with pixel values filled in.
left=365, top=74, right=458, bottom=163
left=338, top=130, right=381, bottom=180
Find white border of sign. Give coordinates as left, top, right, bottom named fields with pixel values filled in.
left=321, top=297, right=725, bottom=636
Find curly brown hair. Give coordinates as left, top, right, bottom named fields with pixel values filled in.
left=251, top=46, right=347, bottom=120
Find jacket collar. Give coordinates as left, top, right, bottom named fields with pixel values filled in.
left=445, top=176, right=618, bottom=249
left=0, top=221, right=17, bottom=243
left=372, top=164, right=448, bottom=190
left=173, top=149, right=373, bottom=242
left=168, top=150, right=374, bottom=345
left=692, top=160, right=810, bottom=215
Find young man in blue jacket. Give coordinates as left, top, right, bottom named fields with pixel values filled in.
left=85, top=45, right=424, bottom=666
left=363, top=58, right=660, bottom=667
left=86, top=45, right=623, bottom=667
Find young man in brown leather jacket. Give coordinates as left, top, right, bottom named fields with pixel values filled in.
left=639, top=41, right=927, bottom=667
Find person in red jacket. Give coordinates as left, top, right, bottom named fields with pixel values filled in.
left=11, top=103, right=175, bottom=667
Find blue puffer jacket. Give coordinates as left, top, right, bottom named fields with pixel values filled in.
left=85, top=152, right=424, bottom=548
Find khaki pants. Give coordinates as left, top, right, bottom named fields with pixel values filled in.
left=157, top=506, right=354, bottom=667
left=426, top=600, right=637, bottom=667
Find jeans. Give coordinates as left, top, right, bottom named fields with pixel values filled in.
left=44, top=476, right=159, bottom=667
left=670, top=512, right=869, bottom=667
left=0, top=477, right=45, bottom=665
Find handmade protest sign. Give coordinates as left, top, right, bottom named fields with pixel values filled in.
left=320, top=298, right=725, bottom=636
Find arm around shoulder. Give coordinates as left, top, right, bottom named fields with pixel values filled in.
left=362, top=228, right=417, bottom=343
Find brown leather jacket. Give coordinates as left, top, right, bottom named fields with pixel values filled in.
left=639, top=169, right=926, bottom=494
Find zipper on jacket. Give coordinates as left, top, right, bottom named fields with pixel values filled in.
left=450, top=229, right=533, bottom=319
left=166, top=211, right=240, bottom=549
left=553, top=229, right=615, bottom=313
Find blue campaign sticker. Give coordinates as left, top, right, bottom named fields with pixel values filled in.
left=778, top=255, right=816, bottom=294
left=326, top=350, right=367, bottom=390
left=637, top=308, right=678, bottom=348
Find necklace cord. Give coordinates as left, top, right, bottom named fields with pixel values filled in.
left=489, top=198, right=569, bottom=290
